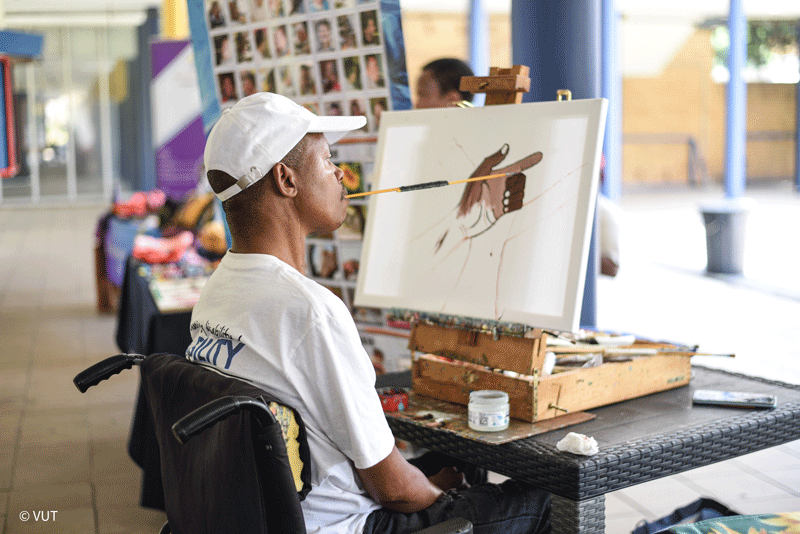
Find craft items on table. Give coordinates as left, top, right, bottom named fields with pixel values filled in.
left=133, top=231, right=195, bottom=264
left=96, top=188, right=225, bottom=314
left=377, top=388, right=409, bottom=412
left=138, top=260, right=216, bottom=314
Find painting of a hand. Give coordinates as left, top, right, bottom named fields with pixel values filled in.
left=455, top=144, right=543, bottom=238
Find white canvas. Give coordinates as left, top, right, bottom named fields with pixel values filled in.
left=354, top=98, right=608, bottom=333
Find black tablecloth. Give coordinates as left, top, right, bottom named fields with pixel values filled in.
left=115, top=257, right=193, bottom=510
left=115, top=257, right=192, bottom=356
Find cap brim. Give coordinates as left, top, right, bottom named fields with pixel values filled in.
left=309, top=115, right=367, bottom=144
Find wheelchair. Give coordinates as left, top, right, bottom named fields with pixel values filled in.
left=74, top=353, right=472, bottom=534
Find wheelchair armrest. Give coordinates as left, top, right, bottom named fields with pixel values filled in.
left=73, top=353, right=146, bottom=393
left=412, top=517, right=473, bottom=534
left=172, top=396, right=276, bottom=445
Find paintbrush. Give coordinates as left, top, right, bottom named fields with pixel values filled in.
left=345, top=171, right=515, bottom=199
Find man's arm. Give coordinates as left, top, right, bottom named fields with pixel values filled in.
left=356, top=446, right=462, bottom=513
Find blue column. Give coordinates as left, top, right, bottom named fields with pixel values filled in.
left=795, top=21, right=800, bottom=193
left=135, top=7, right=159, bottom=192
left=512, top=0, right=601, bottom=103
left=469, top=0, right=489, bottom=106
left=601, top=0, right=622, bottom=202
left=512, top=0, right=601, bottom=329
left=725, top=0, right=747, bottom=199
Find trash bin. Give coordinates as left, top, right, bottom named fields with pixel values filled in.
left=699, top=198, right=753, bottom=275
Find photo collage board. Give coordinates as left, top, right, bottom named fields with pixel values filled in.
left=188, top=0, right=411, bottom=327
left=200, top=0, right=407, bottom=135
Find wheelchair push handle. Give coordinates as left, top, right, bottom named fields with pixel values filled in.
left=73, top=353, right=145, bottom=393
left=172, top=396, right=276, bottom=445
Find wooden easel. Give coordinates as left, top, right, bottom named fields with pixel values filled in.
left=408, top=63, right=550, bottom=370
left=459, top=65, right=531, bottom=106
left=407, top=71, right=691, bottom=422
left=407, top=65, right=553, bottom=420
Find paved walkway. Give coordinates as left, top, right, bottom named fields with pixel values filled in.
left=596, top=182, right=800, bottom=385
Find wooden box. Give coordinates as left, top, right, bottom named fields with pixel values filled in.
left=409, top=323, right=692, bottom=422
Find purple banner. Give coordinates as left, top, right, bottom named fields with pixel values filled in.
left=151, top=39, right=205, bottom=200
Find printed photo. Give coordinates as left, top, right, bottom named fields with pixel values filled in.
left=276, top=65, right=296, bottom=96
left=369, top=96, right=387, bottom=131
left=340, top=242, right=360, bottom=277
left=258, top=67, right=276, bottom=92
left=213, top=34, right=234, bottom=66
left=364, top=53, right=385, bottom=89
left=292, top=21, right=311, bottom=55
left=228, top=0, right=248, bottom=23
left=334, top=0, right=354, bottom=7
left=353, top=303, right=384, bottom=326
left=347, top=98, right=368, bottom=128
left=309, top=244, right=338, bottom=279
left=288, top=0, right=304, bottom=14
left=253, top=28, right=271, bottom=58
left=299, top=63, right=317, bottom=95
left=360, top=10, right=380, bottom=46
left=337, top=14, right=357, bottom=50
left=302, top=102, right=320, bottom=114
left=218, top=72, right=238, bottom=102
left=273, top=25, right=289, bottom=57
left=314, top=19, right=335, bottom=53
left=319, top=59, right=341, bottom=93
left=324, top=101, right=343, bottom=116
left=342, top=56, right=361, bottom=91
left=307, top=0, right=329, bottom=12
left=268, top=0, right=284, bottom=16
left=235, top=31, right=254, bottom=63
left=249, top=0, right=270, bottom=22
left=208, top=0, right=226, bottom=28
left=339, top=162, right=364, bottom=195
left=240, top=70, right=257, bottom=96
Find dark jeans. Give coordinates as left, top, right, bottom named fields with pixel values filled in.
left=362, top=480, right=551, bottom=534
left=362, top=453, right=551, bottom=534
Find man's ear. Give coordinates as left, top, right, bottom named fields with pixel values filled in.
left=272, top=162, right=299, bottom=198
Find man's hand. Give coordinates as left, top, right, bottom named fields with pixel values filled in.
left=428, top=465, right=468, bottom=492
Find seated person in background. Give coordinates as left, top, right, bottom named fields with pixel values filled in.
left=415, top=57, right=474, bottom=109
left=190, top=92, right=552, bottom=534
left=598, top=157, right=622, bottom=277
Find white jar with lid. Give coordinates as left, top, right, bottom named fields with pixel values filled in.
left=468, top=390, right=510, bottom=432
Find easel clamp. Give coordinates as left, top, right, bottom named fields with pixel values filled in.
left=460, top=66, right=531, bottom=106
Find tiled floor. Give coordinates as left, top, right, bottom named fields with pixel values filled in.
left=1, top=186, right=799, bottom=533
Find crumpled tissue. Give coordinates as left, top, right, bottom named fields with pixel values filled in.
left=555, top=432, right=599, bottom=456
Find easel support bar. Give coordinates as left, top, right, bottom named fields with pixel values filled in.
left=460, top=65, right=531, bottom=106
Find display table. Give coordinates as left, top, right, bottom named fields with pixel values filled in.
left=385, top=367, right=800, bottom=534
left=115, top=257, right=195, bottom=510
left=115, top=257, right=194, bottom=356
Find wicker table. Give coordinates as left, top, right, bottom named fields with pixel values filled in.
left=385, top=366, right=800, bottom=534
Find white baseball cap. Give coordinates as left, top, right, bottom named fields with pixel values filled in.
left=204, top=92, right=367, bottom=201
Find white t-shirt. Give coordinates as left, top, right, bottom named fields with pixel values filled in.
left=598, top=194, right=621, bottom=267
left=186, top=252, right=395, bottom=534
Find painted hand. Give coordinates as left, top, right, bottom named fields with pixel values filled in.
left=455, top=144, right=543, bottom=236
